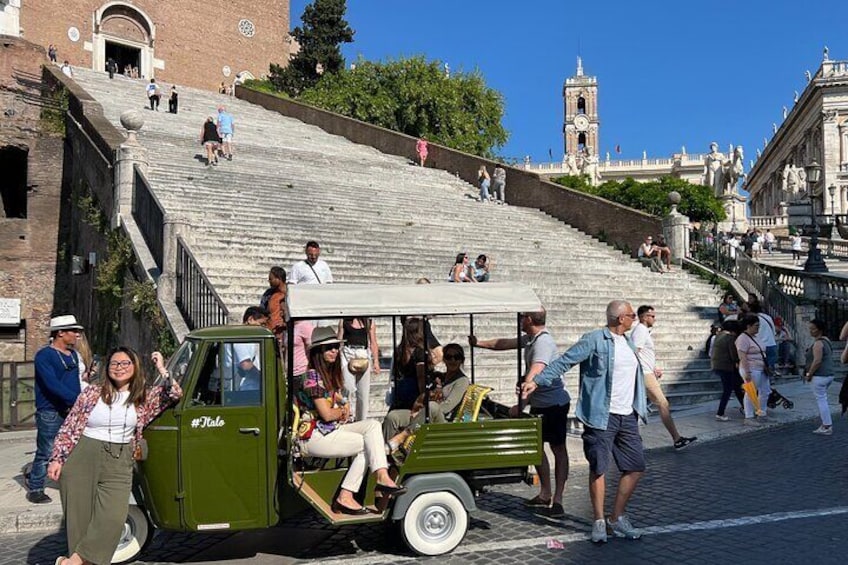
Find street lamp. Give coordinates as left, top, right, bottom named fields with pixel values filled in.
left=803, top=160, right=828, bottom=272
left=828, top=184, right=837, bottom=221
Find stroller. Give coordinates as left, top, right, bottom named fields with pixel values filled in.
left=767, top=389, right=794, bottom=410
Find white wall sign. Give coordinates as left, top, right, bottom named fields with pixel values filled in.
left=222, top=66, right=231, bottom=77
left=0, top=298, right=21, bottom=326
left=68, top=26, right=80, bottom=42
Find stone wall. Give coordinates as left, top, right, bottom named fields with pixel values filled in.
left=0, top=38, right=64, bottom=361
left=20, top=0, right=290, bottom=90
left=236, top=87, right=662, bottom=255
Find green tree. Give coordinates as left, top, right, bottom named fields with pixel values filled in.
left=269, top=0, right=354, bottom=96
left=552, top=174, right=725, bottom=222
left=299, top=56, right=509, bottom=157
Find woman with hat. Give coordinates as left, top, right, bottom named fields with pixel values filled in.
left=338, top=317, right=381, bottom=421
left=48, top=347, right=182, bottom=565
left=294, top=327, right=405, bottom=515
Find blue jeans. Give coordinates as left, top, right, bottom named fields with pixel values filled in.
left=30, top=409, right=64, bottom=492
left=479, top=179, right=490, bottom=201
left=765, top=345, right=778, bottom=370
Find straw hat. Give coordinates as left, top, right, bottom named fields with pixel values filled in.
left=49, top=315, right=83, bottom=331
left=309, top=326, right=344, bottom=350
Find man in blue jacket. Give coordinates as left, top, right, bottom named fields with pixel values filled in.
left=27, top=315, right=83, bottom=503
left=523, top=300, right=647, bottom=544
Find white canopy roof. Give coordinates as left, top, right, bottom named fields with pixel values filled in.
left=286, top=283, right=542, bottom=319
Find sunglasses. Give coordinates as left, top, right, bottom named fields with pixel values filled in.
left=320, top=343, right=340, bottom=351
left=444, top=354, right=463, bottom=361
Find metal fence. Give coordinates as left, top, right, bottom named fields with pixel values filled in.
left=175, top=236, right=229, bottom=329
left=0, top=362, right=36, bottom=429
left=132, top=165, right=164, bottom=270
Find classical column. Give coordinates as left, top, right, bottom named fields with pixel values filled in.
left=113, top=110, right=149, bottom=229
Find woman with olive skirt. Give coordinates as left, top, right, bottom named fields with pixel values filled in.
left=48, top=347, right=182, bottom=565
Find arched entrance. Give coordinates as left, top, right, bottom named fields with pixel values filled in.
left=91, top=2, right=156, bottom=79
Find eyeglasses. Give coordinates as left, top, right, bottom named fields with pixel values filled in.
left=109, top=360, right=133, bottom=369
left=444, top=354, right=463, bottom=361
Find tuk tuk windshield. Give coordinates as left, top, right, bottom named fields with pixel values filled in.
left=164, top=338, right=198, bottom=386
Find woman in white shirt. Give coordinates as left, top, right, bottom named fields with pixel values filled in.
left=735, top=314, right=770, bottom=423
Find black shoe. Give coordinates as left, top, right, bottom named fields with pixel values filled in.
left=227, top=154, right=233, bottom=161
left=674, top=437, right=697, bottom=450
left=375, top=483, right=407, bottom=496
left=27, top=491, right=52, bottom=504
left=545, top=502, right=565, bottom=518
left=331, top=501, right=369, bottom=515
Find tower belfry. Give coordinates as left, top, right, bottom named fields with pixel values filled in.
left=563, top=57, right=599, bottom=157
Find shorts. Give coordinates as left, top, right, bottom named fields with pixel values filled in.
left=221, top=133, right=233, bottom=142
left=582, top=412, right=646, bottom=476
left=530, top=403, right=569, bottom=446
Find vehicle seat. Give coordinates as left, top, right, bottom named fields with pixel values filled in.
left=289, top=404, right=351, bottom=472
left=393, top=384, right=493, bottom=465
left=453, top=384, right=493, bottom=423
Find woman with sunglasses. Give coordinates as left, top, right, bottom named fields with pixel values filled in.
left=448, top=253, right=476, bottom=283
left=294, top=327, right=405, bottom=515
left=383, top=343, right=471, bottom=449
left=47, top=347, right=182, bottom=565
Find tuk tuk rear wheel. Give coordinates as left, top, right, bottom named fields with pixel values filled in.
left=111, top=505, right=152, bottom=564
left=401, top=491, right=468, bottom=556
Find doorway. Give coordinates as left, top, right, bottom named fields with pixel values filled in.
left=0, top=146, right=28, bottom=219
left=105, top=41, right=141, bottom=76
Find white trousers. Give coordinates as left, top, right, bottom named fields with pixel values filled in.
left=301, top=419, right=388, bottom=492
left=811, top=376, right=834, bottom=426
left=744, top=369, right=771, bottom=418
left=341, top=346, right=373, bottom=421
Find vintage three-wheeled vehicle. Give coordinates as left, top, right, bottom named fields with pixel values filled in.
left=116, top=283, right=544, bottom=562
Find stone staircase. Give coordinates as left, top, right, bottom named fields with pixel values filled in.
left=69, top=69, right=723, bottom=410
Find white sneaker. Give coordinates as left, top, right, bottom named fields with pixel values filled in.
left=607, top=515, right=642, bottom=540
left=813, top=426, right=833, bottom=435
left=715, top=414, right=730, bottom=421
left=591, top=518, right=607, bottom=543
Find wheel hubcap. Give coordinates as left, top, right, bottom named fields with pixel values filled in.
left=418, top=504, right=454, bottom=541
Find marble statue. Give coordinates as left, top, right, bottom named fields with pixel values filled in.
left=703, top=142, right=726, bottom=197
left=794, top=90, right=799, bottom=103
left=773, top=123, right=778, bottom=133
left=757, top=148, right=762, bottom=158
left=782, top=106, right=788, bottom=119
left=781, top=163, right=804, bottom=194
left=722, top=145, right=744, bottom=195
left=581, top=147, right=601, bottom=186
left=823, top=46, right=829, bottom=61
left=564, top=152, right=578, bottom=176
left=805, top=70, right=812, bottom=82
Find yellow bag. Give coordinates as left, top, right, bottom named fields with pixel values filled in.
left=742, top=381, right=765, bottom=416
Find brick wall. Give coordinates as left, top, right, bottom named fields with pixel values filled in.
left=20, top=0, right=290, bottom=90
left=0, top=38, right=65, bottom=361
left=236, top=87, right=662, bottom=255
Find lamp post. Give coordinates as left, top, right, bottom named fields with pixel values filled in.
left=803, top=160, right=828, bottom=272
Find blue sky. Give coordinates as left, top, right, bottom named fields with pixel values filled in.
left=291, top=1, right=848, bottom=165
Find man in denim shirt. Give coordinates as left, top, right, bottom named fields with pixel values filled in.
left=523, top=300, right=647, bottom=543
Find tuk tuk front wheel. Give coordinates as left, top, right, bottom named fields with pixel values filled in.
left=111, top=505, right=152, bottom=564
left=401, top=491, right=468, bottom=556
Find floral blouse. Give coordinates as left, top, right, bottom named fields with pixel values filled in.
left=50, top=380, right=183, bottom=465
left=295, top=369, right=341, bottom=437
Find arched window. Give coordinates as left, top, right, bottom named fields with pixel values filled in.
left=577, top=96, right=586, bottom=115
left=577, top=133, right=587, bottom=152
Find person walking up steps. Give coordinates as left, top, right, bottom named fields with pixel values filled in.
left=631, top=305, right=697, bottom=449
left=217, top=106, right=235, bottom=161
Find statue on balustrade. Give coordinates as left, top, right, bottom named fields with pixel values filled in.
left=721, top=146, right=745, bottom=195
left=564, top=152, right=579, bottom=176
left=581, top=147, right=601, bottom=186
left=704, top=142, right=726, bottom=197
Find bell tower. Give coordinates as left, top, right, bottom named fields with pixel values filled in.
left=563, top=57, right=599, bottom=157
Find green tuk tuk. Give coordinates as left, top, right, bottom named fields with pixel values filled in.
left=120, top=283, right=543, bottom=562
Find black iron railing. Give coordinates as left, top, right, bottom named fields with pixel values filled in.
left=132, top=165, right=164, bottom=270
left=736, top=254, right=800, bottom=341
left=175, top=236, right=229, bottom=329
left=0, top=361, right=36, bottom=429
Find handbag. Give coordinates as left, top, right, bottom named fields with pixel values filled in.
left=133, top=437, right=148, bottom=461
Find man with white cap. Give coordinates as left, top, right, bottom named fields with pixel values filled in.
left=27, top=315, right=84, bottom=504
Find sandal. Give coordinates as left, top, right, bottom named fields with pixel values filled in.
left=523, top=494, right=551, bottom=508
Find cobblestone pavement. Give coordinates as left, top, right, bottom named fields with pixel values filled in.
left=2, top=418, right=846, bottom=565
